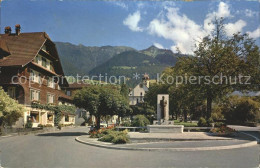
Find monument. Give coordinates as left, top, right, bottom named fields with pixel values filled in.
left=147, top=94, right=184, bottom=133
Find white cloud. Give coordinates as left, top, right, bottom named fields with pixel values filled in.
left=247, top=27, right=260, bottom=39
left=113, top=2, right=128, bottom=10
left=216, top=2, right=231, bottom=18
left=123, top=2, right=256, bottom=54
left=153, top=43, right=164, bottom=49
left=244, top=9, right=258, bottom=17
left=123, top=11, right=143, bottom=32
left=146, top=2, right=251, bottom=54
left=148, top=7, right=206, bottom=54
left=225, top=20, right=247, bottom=37
left=204, top=2, right=232, bottom=34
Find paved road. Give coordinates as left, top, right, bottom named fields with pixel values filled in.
left=0, top=127, right=259, bottom=168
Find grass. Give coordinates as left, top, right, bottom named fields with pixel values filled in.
left=174, top=120, right=198, bottom=127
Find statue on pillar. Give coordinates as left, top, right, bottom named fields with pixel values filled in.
left=160, top=96, right=167, bottom=120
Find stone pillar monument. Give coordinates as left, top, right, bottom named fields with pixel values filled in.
left=157, top=94, right=169, bottom=122
left=147, top=94, right=183, bottom=133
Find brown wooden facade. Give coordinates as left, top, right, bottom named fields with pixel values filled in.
left=0, top=25, right=74, bottom=127
left=0, top=25, right=71, bottom=106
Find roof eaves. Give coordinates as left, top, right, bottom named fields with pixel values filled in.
left=22, top=38, right=47, bottom=67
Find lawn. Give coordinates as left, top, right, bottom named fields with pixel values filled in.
left=174, top=120, right=198, bottom=127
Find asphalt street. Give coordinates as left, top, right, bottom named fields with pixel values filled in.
left=0, top=127, right=259, bottom=168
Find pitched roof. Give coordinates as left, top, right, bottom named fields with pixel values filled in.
left=0, top=32, right=49, bottom=67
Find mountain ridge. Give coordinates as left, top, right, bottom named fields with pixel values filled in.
left=55, top=42, right=186, bottom=86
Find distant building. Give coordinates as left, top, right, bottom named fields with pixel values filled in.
left=62, top=82, right=90, bottom=125
left=0, top=25, right=75, bottom=127
left=129, top=74, right=150, bottom=105
left=63, top=82, right=118, bottom=126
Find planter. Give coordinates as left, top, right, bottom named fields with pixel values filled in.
left=210, top=132, right=238, bottom=137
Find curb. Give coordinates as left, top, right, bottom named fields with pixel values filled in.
left=0, top=126, right=80, bottom=140
left=240, top=132, right=260, bottom=143
left=75, top=136, right=258, bottom=152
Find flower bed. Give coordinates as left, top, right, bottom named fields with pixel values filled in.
left=89, top=126, right=129, bottom=144
left=210, top=126, right=237, bottom=137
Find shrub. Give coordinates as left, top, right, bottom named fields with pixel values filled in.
left=98, top=129, right=129, bottom=144
left=25, top=120, right=33, bottom=128
left=207, top=117, right=214, bottom=126
left=198, top=117, right=207, bottom=127
left=112, top=135, right=130, bottom=144
left=211, top=106, right=224, bottom=120
left=214, top=122, right=225, bottom=127
left=98, top=133, right=115, bottom=142
left=122, top=121, right=131, bottom=127
left=223, top=96, right=260, bottom=124
left=210, top=126, right=236, bottom=136
left=132, top=115, right=150, bottom=127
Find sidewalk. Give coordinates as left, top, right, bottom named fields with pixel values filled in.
left=228, top=125, right=260, bottom=131
left=76, top=132, right=258, bottom=151
left=128, top=132, right=233, bottom=141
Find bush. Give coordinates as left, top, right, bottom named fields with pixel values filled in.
left=99, top=133, right=115, bottom=142
left=207, top=117, right=214, bottom=126
left=25, top=121, right=33, bottom=128
left=210, top=126, right=236, bottom=136
left=122, top=121, right=131, bottom=127
left=112, top=135, right=130, bottom=144
left=198, top=117, right=207, bottom=127
left=97, top=129, right=129, bottom=144
left=132, top=115, right=150, bottom=127
left=211, top=106, right=224, bottom=120
left=214, top=122, right=225, bottom=127
left=223, top=96, right=260, bottom=124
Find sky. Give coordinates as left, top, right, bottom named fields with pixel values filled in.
left=1, top=0, right=259, bottom=54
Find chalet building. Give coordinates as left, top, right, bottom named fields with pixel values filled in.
left=0, top=25, right=75, bottom=127
left=129, top=74, right=150, bottom=105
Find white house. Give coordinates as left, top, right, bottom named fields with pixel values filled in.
left=129, top=74, right=150, bottom=105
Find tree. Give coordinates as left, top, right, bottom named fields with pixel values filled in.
left=73, top=85, right=130, bottom=129
left=120, top=83, right=129, bottom=99
left=178, top=19, right=259, bottom=119
left=0, top=87, right=24, bottom=128
left=131, top=115, right=150, bottom=127
left=222, top=96, right=260, bottom=124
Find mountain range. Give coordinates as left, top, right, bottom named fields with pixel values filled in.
left=55, top=42, right=185, bottom=85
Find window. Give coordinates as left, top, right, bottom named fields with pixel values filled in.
left=34, top=55, right=42, bottom=65
left=47, top=114, right=53, bottom=123
left=50, top=62, right=54, bottom=71
left=30, top=70, right=35, bottom=81
left=42, top=57, right=47, bottom=68
left=65, top=115, right=69, bottom=122
left=47, top=77, right=55, bottom=89
left=30, top=112, right=39, bottom=123
left=47, top=94, right=54, bottom=104
left=66, top=90, right=71, bottom=96
left=46, top=60, right=50, bottom=70
left=42, top=45, right=47, bottom=52
left=30, top=70, right=41, bottom=83
left=30, top=89, right=40, bottom=101
left=7, top=87, right=16, bottom=99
